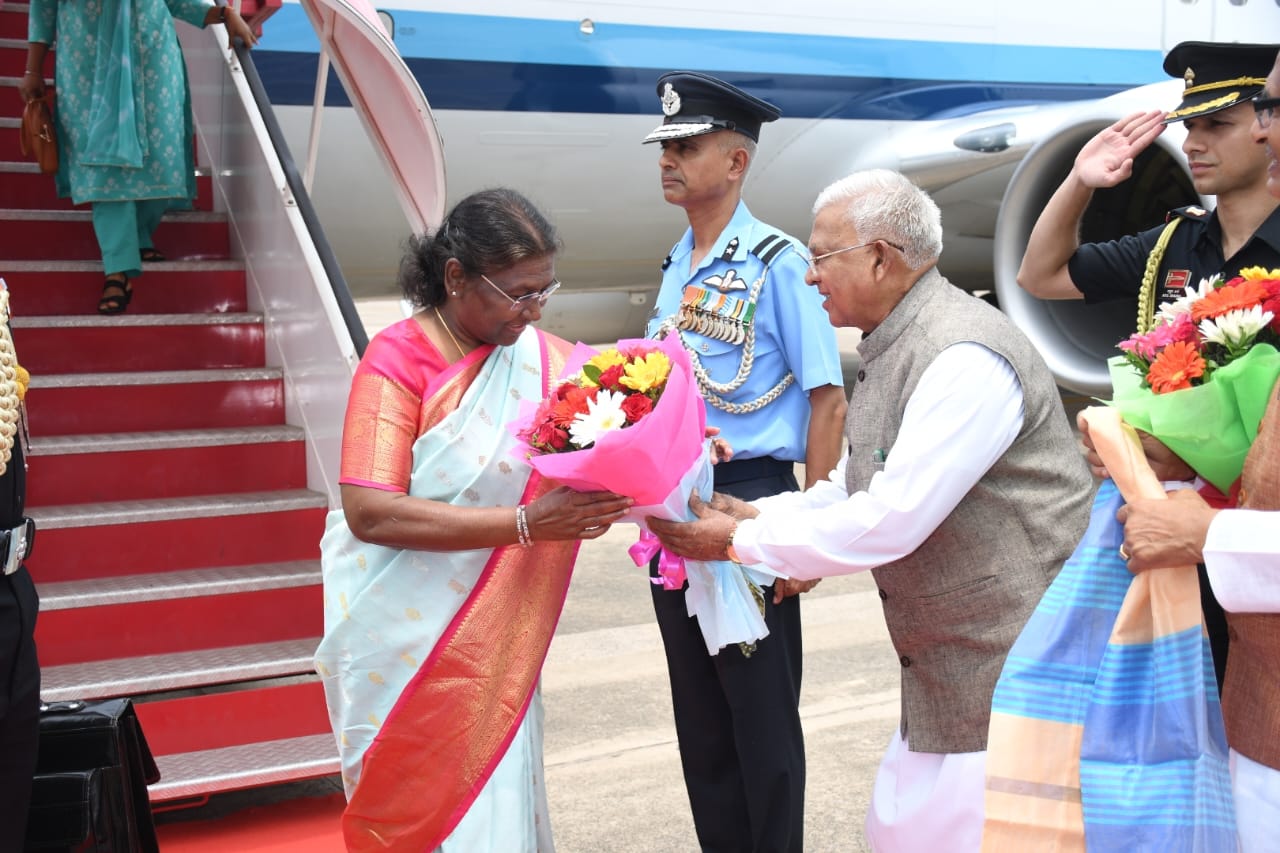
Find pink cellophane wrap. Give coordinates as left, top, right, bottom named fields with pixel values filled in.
left=509, top=335, right=781, bottom=653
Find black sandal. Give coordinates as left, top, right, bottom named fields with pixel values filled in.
left=98, top=277, right=132, bottom=315
left=140, top=248, right=165, bottom=262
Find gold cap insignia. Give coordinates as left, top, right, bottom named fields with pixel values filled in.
left=1184, top=67, right=1195, bottom=88
left=661, top=83, right=681, bottom=117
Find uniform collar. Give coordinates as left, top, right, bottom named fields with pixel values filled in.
left=673, top=200, right=760, bottom=273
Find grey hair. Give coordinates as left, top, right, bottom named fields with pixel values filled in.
left=811, top=170, right=943, bottom=269
left=716, top=132, right=756, bottom=180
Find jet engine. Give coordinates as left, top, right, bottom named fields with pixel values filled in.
left=992, top=91, right=1200, bottom=397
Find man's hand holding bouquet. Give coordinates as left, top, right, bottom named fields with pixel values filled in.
left=510, top=335, right=780, bottom=654
left=1108, top=266, right=1280, bottom=497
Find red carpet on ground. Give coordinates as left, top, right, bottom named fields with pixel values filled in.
left=157, top=792, right=346, bottom=852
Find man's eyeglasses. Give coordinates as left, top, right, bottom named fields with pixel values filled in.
left=804, top=239, right=904, bottom=275
left=1254, top=94, right=1280, bottom=130
left=479, top=273, right=561, bottom=313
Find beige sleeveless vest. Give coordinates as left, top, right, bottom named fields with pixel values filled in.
left=1221, top=378, right=1280, bottom=770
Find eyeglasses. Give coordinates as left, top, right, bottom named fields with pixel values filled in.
left=804, top=239, right=904, bottom=275
left=1254, top=94, right=1280, bottom=130
left=479, top=273, right=561, bottom=313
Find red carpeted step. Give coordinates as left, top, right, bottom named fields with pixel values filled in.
left=1, top=120, right=28, bottom=161
left=0, top=169, right=215, bottom=211
left=13, top=314, right=266, bottom=374
left=26, top=368, right=284, bottom=435
left=29, top=491, right=326, bottom=582
left=1, top=261, right=247, bottom=315
left=0, top=38, right=37, bottom=77
left=0, top=7, right=29, bottom=40
left=27, top=427, right=307, bottom=505
left=2, top=210, right=228, bottom=259
left=36, top=584, right=322, bottom=666
left=137, top=681, right=332, bottom=757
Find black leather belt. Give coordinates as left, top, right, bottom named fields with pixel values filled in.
left=714, top=455, right=794, bottom=487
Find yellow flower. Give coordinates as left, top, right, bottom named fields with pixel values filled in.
left=582, top=349, right=626, bottom=386
left=621, top=351, right=672, bottom=393
left=1238, top=266, right=1280, bottom=282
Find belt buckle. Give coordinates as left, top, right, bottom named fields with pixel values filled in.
left=2, top=518, right=32, bottom=576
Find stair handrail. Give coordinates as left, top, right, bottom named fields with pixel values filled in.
left=230, top=36, right=369, bottom=355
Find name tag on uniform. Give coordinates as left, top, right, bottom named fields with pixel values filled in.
left=1159, top=268, right=1192, bottom=305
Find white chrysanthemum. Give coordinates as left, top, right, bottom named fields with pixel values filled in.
left=568, top=390, right=628, bottom=448
left=1199, top=306, right=1274, bottom=348
left=1157, top=276, right=1218, bottom=325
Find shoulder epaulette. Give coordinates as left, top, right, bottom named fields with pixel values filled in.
left=750, top=233, right=793, bottom=267
left=1166, top=204, right=1210, bottom=222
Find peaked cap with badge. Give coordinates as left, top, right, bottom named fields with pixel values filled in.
left=642, top=71, right=782, bottom=144
left=1162, top=40, right=1278, bottom=124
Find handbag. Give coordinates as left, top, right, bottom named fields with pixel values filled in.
left=19, top=96, right=58, bottom=175
left=24, top=698, right=161, bottom=853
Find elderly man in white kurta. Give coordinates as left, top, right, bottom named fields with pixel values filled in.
left=649, top=169, right=1094, bottom=851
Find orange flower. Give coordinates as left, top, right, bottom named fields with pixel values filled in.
left=1191, top=279, right=1269, bottom=322
left=1146, top=340, right=1205, bottom=394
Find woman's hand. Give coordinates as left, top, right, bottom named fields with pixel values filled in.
left=526, top=487, right=632, bottom=541
left=206, top=5, right=259, bottom=47
left=19, top=45, right=48, bottom=103
left=225, top=6, right=259, bottom=47
left=18, top=73, right=45, bottom=104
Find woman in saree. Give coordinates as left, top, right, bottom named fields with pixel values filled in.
left=315, top=189, right=632, bottom=852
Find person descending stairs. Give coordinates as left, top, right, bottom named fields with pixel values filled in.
left=0, top=0, right=339, bottom=812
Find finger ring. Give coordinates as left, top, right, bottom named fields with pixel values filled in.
left=1119, top=544, right=1130, bottom=561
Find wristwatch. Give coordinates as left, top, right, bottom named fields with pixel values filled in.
left=726, top=522, right=743, bottom=565
left=216, top=5, right=228, bottom=24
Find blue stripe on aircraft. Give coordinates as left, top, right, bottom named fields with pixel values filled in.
left=254, top=51, right=1136, bottom=120
left=255, top=6, right=1162, bottom=118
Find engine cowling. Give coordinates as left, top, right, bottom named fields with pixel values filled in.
left=992, top=84, right=1200, bottom=397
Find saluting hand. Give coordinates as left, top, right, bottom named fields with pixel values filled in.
left=1073, top=110, right=1166, bottom=189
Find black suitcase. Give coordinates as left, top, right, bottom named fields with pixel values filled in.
left=24, top=699, right=160, bottom=853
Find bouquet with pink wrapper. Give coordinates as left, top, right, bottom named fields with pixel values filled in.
left=509, top=334, right=781, bottom=654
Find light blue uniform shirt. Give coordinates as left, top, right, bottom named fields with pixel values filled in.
left=645, top=201, right=843, bottom=462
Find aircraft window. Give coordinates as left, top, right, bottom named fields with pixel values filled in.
left=377, top=10, right=394, bottom=38
left=580, top=18, right=596, bottom=35
left=1226, top=0, right=1245, bottom=5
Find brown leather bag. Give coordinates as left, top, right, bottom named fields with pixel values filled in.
left=20, top=96, right=58, bottom=174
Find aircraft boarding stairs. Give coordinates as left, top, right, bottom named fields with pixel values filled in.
left=0, top=2, right=361, bottom=803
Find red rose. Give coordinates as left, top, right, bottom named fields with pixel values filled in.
left=598, top=363, right=625, bottom=391
left=621, top=393, right=653, bottom=423
left=1265, top=295, right=1280, bottom=332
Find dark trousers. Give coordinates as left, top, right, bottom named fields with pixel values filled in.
left=1199, top=563, right=1229, bottom=694
left=0, top=566, right=39, bottom=853
left=650, top=457, right=805, bottom=853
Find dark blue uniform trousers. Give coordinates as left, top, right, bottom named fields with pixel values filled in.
left=650, top=456, right=805, bottom=853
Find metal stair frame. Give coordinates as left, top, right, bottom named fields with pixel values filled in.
left=180, top=22, right=358, bottom=507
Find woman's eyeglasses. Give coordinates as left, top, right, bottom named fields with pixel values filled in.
left=479, top=273, right=561, bottom=313
left=1254, top=94, right=1280, bottom=130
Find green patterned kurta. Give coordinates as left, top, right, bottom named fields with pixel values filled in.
left=28, top=0, right=211, bottom=205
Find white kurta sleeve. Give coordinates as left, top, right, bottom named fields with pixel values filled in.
left=732, top=342, right=1025, bottom=579
left=1203, top=509, right=1280, bottom=613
